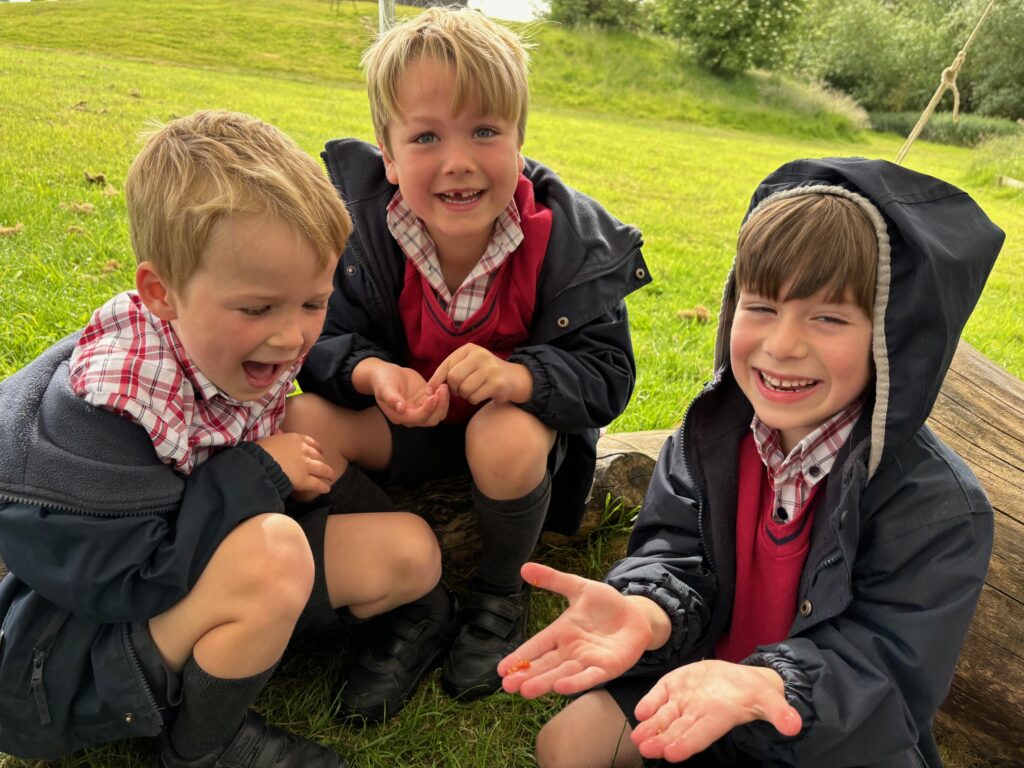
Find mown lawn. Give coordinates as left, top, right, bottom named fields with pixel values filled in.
left=0, top=1, right=1019, bottom=766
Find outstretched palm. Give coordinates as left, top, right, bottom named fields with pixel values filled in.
left=499, top=562, right=655, bottom=699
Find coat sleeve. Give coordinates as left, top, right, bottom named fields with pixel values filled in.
left=603, top=429, right=716, bottom=670
left=0, top=442, right=292, bottom=624
left=728, top=441, right=992, bottom=765
left=509, top=301, right=636, bottom=432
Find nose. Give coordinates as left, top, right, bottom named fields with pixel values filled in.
left=268, top=314, right=305, bottom=354
left=763, top=315, right=807, bottom=360
left=442, top=139, right=475, bottom=175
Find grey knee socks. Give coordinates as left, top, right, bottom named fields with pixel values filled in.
left=471, top=472, right=551, bottom=595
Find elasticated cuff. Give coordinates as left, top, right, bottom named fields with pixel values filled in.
left=237, top=441, right=292, bottom=499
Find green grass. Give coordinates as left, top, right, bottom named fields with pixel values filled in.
left=0, top=1, right=1021, bottom=765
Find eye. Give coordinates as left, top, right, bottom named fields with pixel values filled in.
left=303, top=301, right=328, bottom=311
left=413, top=132, right=438, bottom=145
left=817, top=314, right=849, bottom=325
left=474, top=126, right=497, bottom=139
left=241, top=306, right=271, bottom=317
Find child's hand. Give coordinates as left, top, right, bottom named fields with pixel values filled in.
left=630, top=660, right=802, bottom=762
left=498, top=562, right=658, bottom=699
left=256, top=432, right=335, bottom=497
left=370, top=362, right=449, bottom=426
left=427, top=343, right=532, bottom=405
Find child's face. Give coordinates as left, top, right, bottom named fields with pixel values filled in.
left=380, top=56, right=525, bottom=263
left=730, top=283, right=873, bottom=453
left=156, top=215, right=335, bottom=402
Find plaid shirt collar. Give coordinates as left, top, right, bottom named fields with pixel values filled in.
left=69, top=291, right=298, bottom=474
left=386, top=190, right=523, bottom=323
left=751, top=400, right=863, bottom=524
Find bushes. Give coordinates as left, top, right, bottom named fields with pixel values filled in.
left=547, top=0, right=645, bottom=31
left=869, top=111, right=1022, bottom=148
left=656, top=0, right=804, bottom=75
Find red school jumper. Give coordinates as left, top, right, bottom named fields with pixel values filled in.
left=715, top=432, right=825, bottom=663
left=398, top=175, right=553, bottom=425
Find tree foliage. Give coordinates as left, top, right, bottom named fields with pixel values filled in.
left=547, top=0, right=646, bottom=31
left=655, top=0, right=805, bottom=75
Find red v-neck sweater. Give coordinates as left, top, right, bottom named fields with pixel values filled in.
left=398, top=175, right=552, bottom=424
left=715, top=432, right=824, bottom=663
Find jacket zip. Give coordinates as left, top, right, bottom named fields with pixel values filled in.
left=679, top=389, right=714, bottom=575
left=0, top=492, right=161, bottom=518
left=31, top=648, right=51, bottom=725
left=123, top=624, right=160, bottom=725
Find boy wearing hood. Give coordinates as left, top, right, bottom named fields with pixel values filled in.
left=499, top=158, right=1003, bottom=767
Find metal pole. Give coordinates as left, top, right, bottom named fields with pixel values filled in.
left=379, top=0, right=396, bottom=33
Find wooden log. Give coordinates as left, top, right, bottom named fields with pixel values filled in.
left=926, top=342, right=1024, bottom=761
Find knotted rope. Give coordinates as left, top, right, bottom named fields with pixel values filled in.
left=894, top=0, right=999, bottom=165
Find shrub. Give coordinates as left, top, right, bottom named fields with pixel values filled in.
left=656, top=0, right=805, bottom=75
left=548, top=0, right=645, bottom=31
left=869, top=110, right=1023, bottom=148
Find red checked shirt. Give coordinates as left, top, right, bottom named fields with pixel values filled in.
left=386, top=190, right=524, bottom=324
left=69, top=291, right=299, bottom=475
left=751, top=400, right=864, bottom=524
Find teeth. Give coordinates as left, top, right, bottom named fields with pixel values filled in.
left=760, top=372, right=816, bottom=391
left=439, top=190, right=482, bottom=203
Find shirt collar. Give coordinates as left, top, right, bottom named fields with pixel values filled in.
left=157, top=317, right=224, bottom=403
left=751, top=400, right=864, bottom=487
left=385, top=190, right=523, bottom=262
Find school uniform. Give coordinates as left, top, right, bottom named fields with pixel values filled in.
left=603, top=158, right=1004, bottom=767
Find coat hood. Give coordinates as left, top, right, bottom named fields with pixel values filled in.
left=713, top=158, right=1004, bottom=478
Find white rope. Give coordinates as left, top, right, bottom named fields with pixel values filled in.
left=894, top=0, right=999, bottom=165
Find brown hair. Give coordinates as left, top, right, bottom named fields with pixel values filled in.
left=125, top=110, right=351, bottom=293
left=735, top=191, right=878, bottom=314
left=362, top=7, right=530, bottom=152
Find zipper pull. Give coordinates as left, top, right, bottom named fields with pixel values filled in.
left=31, top=649, right=52, bottom=726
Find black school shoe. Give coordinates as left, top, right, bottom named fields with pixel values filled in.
left=158, top=710, right=345, bottom=768
left=336, top=587, right=457, bottom=723
left=441, top=585, right=530, bottom=700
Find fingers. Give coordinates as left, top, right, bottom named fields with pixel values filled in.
left=521, top=562, right=590, bottom=602
left=427, top=347, right=468, bottom=391
left=633, top=678, right=669, bottom=723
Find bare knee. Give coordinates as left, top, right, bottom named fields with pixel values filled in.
left=536, top=693, right=639, bottom=768
left=386, top=513, right=442, bottom=599
left=466, top=403, right=554, bottom=498
left=224, top=513, right=315, bottom=622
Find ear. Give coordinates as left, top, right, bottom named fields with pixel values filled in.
left=379, top=139, right=400, bottom=186
left=135, top=262, right=179, bottom=321
left=517, top=149, right=525, bottom=175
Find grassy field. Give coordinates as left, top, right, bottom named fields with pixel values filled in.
left=0, top=0, right=1019, bottom=766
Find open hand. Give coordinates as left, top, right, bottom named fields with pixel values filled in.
left=427, top=343, right=531, bottom=405
left=498, top=562, right=657, bottom=698
left=255, top=432, right=335, bottom=497
left=370, top=362, right=449, bottom=426
left=630, top=660, right=802, bottom=762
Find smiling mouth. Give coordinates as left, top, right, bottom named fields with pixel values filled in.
left=437, top=190, right=483, bottom=204
left=759, top=370, right=819, bottom=392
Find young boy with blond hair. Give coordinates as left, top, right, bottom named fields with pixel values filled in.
left=500, top=158, right=1003, bottom=768
left=288, top=8, right=651, bottom=717
left=0, top=110, right=442, bottom=767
